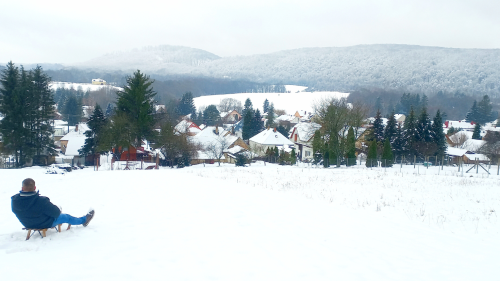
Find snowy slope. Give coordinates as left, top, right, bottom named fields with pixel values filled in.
left=1, top=164, right=499, bottom=281
left=194, top=87, right=348, bottom=114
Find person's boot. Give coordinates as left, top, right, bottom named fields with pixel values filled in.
left=83, top=210, right=95, bottom=227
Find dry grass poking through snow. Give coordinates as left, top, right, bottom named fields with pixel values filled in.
left=185, top=163, right=500, bottom=237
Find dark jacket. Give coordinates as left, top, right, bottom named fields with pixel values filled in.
left=11, top=190, right=61, bottom=229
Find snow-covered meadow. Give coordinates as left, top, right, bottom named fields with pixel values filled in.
left=193, top=85, right=349, bottom=113
left=1, top=163, right=499, bottom=281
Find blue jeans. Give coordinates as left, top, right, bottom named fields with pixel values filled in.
left=51, top=214, right=86, bottom=228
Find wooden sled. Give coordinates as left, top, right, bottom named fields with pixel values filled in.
left=23, top=224, right=72, bottom=240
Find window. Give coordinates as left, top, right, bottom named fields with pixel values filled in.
left=305, top=151, right=311, bottom=157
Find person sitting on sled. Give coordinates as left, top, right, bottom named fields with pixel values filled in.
left=11, top=178, right=94, bottom=229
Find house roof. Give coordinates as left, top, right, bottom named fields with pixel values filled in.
left=250, top=128, right=294, bottom=146
left=175, top=120, right=202, bottom=134
left=464, top=153, right=490, bottom=161
left=191, top=126, right=238, bottom=149
left=291, top=122, right=321, bottom=142
left=446, top=147, right=468, bottom=157
left=461, top=139, right=485, bottom=152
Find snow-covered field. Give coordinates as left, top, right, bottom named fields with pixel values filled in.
left=194, top=85, right=349, bottom=113
left=1, top=163, right=499, bottom=281
left=49, top=82, right=122, bottom=92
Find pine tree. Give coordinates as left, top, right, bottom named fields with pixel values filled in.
left=30, top=66, right=56, bottom=163
left=267, top=103, right=276, bottom=128
left=203, top=105, right=220, bottom=126
left=381, top=139, right=393, bottom=167
left=466, top=100, right=480, bottom=123
left=176, top=92, right=196, bottom=117
left=370, top=110, right=384, bottom=143
left=263, top=99, right=270, bottom=113
left=116, top=70, right=157, bottom=146
left=384, top=111, right=397, bottom=143
left=242, top=107, right=255, bottom=140
left=290, top=148, right=297, bottom=165
left=477, top=95, right=494, bottom=124
left=366, top=141, right=378, bottom=167
left=472, top=123, right=482, bottom=140
left=312, top=130, right=322, bottom=154
left=235, top=153, right=247, bottom=167
left=79, top=104, right=107, bottom=160
left=62, top=95, right=81, bottom=126
left=392, top=123, right=405, bottom=157
left=415, top=107, right=435, bottom=157
left=431, top=110, right=447, bottom=157
left=403, top=106, right=417, bottom=157
left=242, top=98, right=253, bottom=118
left=329, top=135, right=339, bottom=167
left=345, top=127, right=356, bottom=166
left=252, top=109, right=264, bottom=135
left=105, top=103, right=114, bottom=117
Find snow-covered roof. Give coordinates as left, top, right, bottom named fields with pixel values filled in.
left=193, top=151, right=226, bottom=160
left=191, top=126, right=238, bottom=149
left=445, top=120, right=475, bottom=130
left=227, top=145, right=245, bottom=155
left=250, top=128, right=294, bottom=146
left=276, top=114, right=298, bottom=122
left=291, top=122, right=321, bottom=142
left=446, top=147, right=468, bottom=157
left=175, top=120, right=202, bottom=135
left=464, top=153, right=490, bottom=161
left=60, top=123, right=90, bottom=156
left=461, top=139, right=485, bottom=152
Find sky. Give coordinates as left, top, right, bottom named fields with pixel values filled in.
left=1, top=0, right=500, bottom=64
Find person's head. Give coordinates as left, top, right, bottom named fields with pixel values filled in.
left=22, top=178, right=36, bottom=192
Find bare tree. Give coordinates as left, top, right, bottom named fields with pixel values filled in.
left=479, top=130, right=500, bottom=162
left=218, top=98, right=243, bottom=113
left=275, top=109, right=286, bottom=116
left=204, top=136, right=230, bottom=166
left=313, top=97, right=350, bottom=140
left=448, top=132, right=469, bottom=148
left=347, top=101, right=369, bottom=138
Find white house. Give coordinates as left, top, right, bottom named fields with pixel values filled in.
left=289, top=122, right=322, bottom=160
left=249, top=128, right=294, bottom=156
left=58, top=123, right=90, bottom=166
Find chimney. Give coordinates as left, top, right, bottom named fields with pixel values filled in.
left=215, top=124, right=219, bottom=135
left=75, top=124, right=78, bottom=132
left=273, top=127, right=277, bottom=133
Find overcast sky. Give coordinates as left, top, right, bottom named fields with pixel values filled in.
left=1, top=0, right=499, bottom=64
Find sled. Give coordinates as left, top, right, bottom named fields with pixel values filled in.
left=23, top=224, right=72, bottom=240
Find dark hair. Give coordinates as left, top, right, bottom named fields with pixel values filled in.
left=22, top=178, right=36, bottom=191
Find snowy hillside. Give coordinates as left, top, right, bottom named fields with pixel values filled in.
left=70, top=44, right=500, bottom=97
left=1, top=163, right=499, bottom=280
left=49, top=82, right=122, bottom=92
left=74, top=45, right=220, bottom=72
left=194, top=86, right=348, bottom=113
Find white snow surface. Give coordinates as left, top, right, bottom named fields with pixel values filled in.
left=1, top=163, right=500, bottom=281
left=193, top=86, right=348, bottom=114
left=49, top=82, right=122, bottom=92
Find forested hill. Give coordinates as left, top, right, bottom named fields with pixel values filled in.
left=71, top=44, right=500, bottom=97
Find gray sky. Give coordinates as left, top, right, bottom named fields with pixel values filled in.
left=1, top=0, right=499, bottom=64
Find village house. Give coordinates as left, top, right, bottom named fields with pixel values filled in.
left=220, top=110, right=241, bottom=124
left=190, top=125, right=248, bottom=165
left=288, top=122, right=321, bottom=161
left=249, top=128, right=294, bottom=156
left=175, top=120, right=202, bottom=136
left=58, top=123, right=89, bottom=166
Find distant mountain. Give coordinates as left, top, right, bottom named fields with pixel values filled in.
left=70, top=44, right=500, bottom=96
left=74, top=45, right=220, bottom=73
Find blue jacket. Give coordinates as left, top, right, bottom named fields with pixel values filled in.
left=11, top=190, right=61, bottom=229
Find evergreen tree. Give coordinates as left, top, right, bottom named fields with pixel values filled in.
left=235, top=153, right=247, bottom=167
left=252, top=109, right=264, bottom=135
left=365, top=141, right=378, bottom=167
left=79, top=104, right=107, bottom=161
left=345, top=127, right=356, bottom=166
left=242, top=107, right=255, bottom=140
left=176, top=92, right=196, bottom=117
left=415, top=107, right=432, bottom=143
left=381, top=139, right=393, bottom=167
left=472, top=123, right=482, bottom=140
left=263, top=99, right=270, bottom=113
left=403, top=106, right=417, bottom=157
left=384, top=111, right=397, bottom=143
left=203, top=105, right=220, bottom=126
left=115, top=70, right=157, bottom=146
left=105, top=103, right=114, bottom=117
left=477, top=95, right=494, bottom=124
left=242, top=98, right=253, bottom=118
left=329, top=135, right=339, bottom=167
left=466, top=100, right=480, bottom=123
left=290, top=148, right=297, bottom=165
left=30, top=66, right=56, bottom=163
left=267, top=103, right=276, bottom=128
left=392, top=123, right=405, bottom=157
left=276, top=124, right=288, bottom=137
left=370, top=109, right=384, bottom=143
left=431, top=110, right=447, bottom=157
left=62, top=94, right=81, bottom=126
left=312, top=130, right=322, bottom=154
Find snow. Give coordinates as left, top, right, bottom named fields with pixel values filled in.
left=249, top=128, right=294, bottom=146
left=1, top=163, right=500, bottom=280
left=193, top=86, right=349, bottom=114
left=50, top=82, right=122, bottom=92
